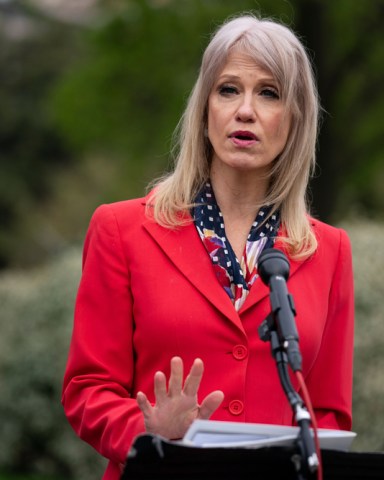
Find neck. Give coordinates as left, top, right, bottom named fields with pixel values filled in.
left=210, top=167, right=269, bottom=220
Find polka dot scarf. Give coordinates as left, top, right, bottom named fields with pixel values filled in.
left=193, top=181, right=280, bottom=311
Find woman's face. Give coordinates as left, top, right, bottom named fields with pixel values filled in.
left=207, top=50, right=291, bottom=176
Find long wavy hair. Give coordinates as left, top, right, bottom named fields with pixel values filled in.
left=147, top=14, right=320, bottom=259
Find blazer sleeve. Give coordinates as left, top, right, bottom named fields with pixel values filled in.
left=62, top=205, right=145, bottom=465
left=303, top=228, right=354, bottom=430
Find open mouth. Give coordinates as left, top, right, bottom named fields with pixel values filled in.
left=230, top=131, right=258, bottom=141
left=235, top=134, right=254, bottom=140
left=229, top=131, right=258, bottom=145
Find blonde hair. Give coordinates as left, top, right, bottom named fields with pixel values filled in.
left=147, top=14, right=319, bottom=259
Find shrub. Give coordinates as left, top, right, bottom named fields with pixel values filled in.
left=342, top=219, right=384, bottom=452
left=0, top=248, right=105, bottom=479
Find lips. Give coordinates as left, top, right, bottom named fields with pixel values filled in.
left=229, top=130, right=259, bottom=147
left=229, top=130, right=258, bottom=141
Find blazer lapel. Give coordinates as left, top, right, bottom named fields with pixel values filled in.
left=239, top=235, right=307, bottom=315
left=143, top=218, right=244, bottom=330
left=142, top=199, right=314, bottom=324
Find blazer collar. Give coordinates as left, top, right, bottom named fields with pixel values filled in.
left=142, top=199, right=311, bottom=328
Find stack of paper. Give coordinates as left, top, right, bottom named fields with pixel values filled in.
left=182, top=420, right=356, bottom=451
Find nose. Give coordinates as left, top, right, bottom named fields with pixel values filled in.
left=236, top=94, right=256, bottom=122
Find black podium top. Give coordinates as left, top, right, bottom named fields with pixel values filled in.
left=122, top=434, right=384, bottom=480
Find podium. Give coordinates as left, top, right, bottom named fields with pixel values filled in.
left=121, top=434, right=384, bottom=480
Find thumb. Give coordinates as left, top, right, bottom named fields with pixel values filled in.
left=198, top=390, right=225, bottom=419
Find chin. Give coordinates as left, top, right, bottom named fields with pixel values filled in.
left=230, top=160, right=270, bottom=172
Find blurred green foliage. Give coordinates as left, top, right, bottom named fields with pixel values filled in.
left=0, top=248, right=105, bottom=479
left=295, top=0, right=384, bottom=219
left=0, top=0, right=383, bottom=268
left=0, top=220, right=383, bottom=478
left=344, top=220, right=384, bottom=453
left=0, top=1, right=82, bottom=268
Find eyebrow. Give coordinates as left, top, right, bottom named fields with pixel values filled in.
left=216, top=74, right=277, bottom=84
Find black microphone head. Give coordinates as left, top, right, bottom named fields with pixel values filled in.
left=257, top=248, right=290, bottom=285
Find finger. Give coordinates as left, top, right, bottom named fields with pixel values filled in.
left=136, top=391, right=153, bottom=417
left=168, top=356, right=183, bottom=396
left=183, top=358, right=204, bottom=396
left=154, top=371, right=167, bottom=404
left=199, top=390, right=225, bottom=419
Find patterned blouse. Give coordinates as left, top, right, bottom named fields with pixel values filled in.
left=193, top=181, right=280, bottom=311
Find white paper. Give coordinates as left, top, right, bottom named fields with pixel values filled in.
left=182, top=420, right=356, bottom=451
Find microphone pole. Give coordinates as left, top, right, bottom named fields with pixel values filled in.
left=257, top=248, right=319, bottom=479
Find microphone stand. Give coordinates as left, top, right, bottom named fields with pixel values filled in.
left=259, top=314, right=319, bottom=480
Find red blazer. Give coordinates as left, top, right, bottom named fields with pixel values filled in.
left=62, top=195, right=354, bottom=480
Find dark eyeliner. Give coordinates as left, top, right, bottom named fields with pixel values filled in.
left=218, top=84, right=238, bottom=96
left=261, top=88, right=280, bottom=99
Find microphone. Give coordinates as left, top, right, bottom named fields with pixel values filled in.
left=258, top=248, right=302, bottom=372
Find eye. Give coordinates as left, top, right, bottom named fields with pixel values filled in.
left=218, top=84, right=239, bottom=96
left=260, top=87, right=280, bottom=99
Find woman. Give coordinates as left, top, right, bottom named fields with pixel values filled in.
left=62, top=14, right=354, bottom=480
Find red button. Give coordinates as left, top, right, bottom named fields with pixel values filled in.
left=232, top=345, right=248, bottom=360
left=229, top=400, right=244, bottom=415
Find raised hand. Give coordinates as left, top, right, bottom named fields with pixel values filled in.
left=136, top=356, right=224, bottom=440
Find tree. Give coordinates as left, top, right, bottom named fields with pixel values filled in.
left=295, top=0, right=384, bottom=220
left=0, top=1, right=81, bottom=267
